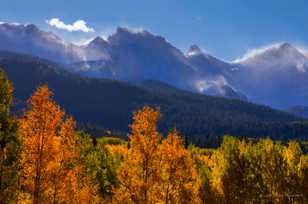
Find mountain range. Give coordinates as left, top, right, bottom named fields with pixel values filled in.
left=0, top=22, right=308, bottom=110
left=1, top=51, right=308, bottom=146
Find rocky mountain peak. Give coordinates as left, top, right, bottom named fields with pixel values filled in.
left=187, top=45, right=203, bottom=56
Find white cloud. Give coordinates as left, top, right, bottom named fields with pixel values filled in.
left=232, top=43, right=284, bottom=63
left=46, top=18, right=95, bottom=33
left=0, top=21, right=22, bottom=26
left=195, top=76, right=228, bottom=95
left=233, top=42, right=308, bottom=63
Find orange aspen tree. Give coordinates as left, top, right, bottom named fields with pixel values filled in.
left=158, top=129, right=201, bottom=204
left=113, top=106, right=201, bottom=203
left=112, top=106, right=162, bottom=203
left=18, top=85, right=99, bottom=204
left=19, top=85, right=63, bottom=203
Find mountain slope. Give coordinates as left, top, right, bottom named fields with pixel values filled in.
left=1, top=51, right=307, bottom=146
left=186, top=45, right=247, bottom=100
left=231, top=43, right=308, bottom=108
left=286, top=106, right=308, bottom=119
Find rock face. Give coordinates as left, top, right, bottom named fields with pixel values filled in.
left=2, top=22, right=308, bottom=108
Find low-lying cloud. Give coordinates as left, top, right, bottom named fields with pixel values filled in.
left=46, top=18, right=95, bottom=33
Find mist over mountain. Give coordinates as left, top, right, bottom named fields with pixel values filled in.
left=0, top=22, right=107, bottom=63
left=1, top=22, right=308, bottom=108
left=185, top=45, right=247, bottom=100
left=1, top=51, right=308, bottom=144
left=0, top=22, right=81, bottom=63
left=0, top=23, right=243, bottom=100
left=231, top=43, right=308, bottom=108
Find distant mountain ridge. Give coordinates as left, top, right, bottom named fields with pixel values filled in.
left=1, top=22, right=308, bottom=108
left=1, top=51, right=308, bottom=145
left=0, top=23, right=244, bottom=100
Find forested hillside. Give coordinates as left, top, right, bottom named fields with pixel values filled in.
left=1, top=51, right=308, bottom=146
left=0, top=77, right=307, bottom=203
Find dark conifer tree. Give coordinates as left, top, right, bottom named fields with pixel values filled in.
left=0, top=68, right=19, bottom=203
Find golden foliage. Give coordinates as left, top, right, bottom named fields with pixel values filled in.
left=105, top=144, right=128, bottom=161
left=158, top=129, right=200, bottom=203
left=18, top=85, right=99, bottom=204
left=113, top=106, right=200, bottom=204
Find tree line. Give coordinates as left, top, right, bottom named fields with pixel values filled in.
left=0, top=70, right=307, bottom=203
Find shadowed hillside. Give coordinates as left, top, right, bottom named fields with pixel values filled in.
left=1, top=51, right=308, bottom=146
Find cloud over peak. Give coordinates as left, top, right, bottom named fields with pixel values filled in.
left=46, top=18, right=94, bottom=33
left=232, top=43, right=286, bottom=63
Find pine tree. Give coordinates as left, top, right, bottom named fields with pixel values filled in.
left=0, top=69, right=19, bottom=203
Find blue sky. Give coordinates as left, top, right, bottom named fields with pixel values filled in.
left=1, top=0, right=307, bottom=60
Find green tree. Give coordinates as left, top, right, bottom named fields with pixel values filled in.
left=0, top=69, right=19, bottom=203
left=77, top=131, right=119, bottom=201
left=219, top=136, right=247, bottom=203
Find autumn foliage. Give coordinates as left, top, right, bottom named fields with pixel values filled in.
left=0, top=70, right=307, bottom=204
left=17, top=86, right=98, bottom=204
left=113, top=107, right=200, bottom=203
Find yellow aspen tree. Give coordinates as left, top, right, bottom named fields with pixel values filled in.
left=254, top=139, right=287, bottom=204
left=112, top=106, right=162, bottom=203
left=158, top=129, right=201, bottom=204
left=283, top=141, right=306, bottom=203
left=206, top=148, right=226, bottom=200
